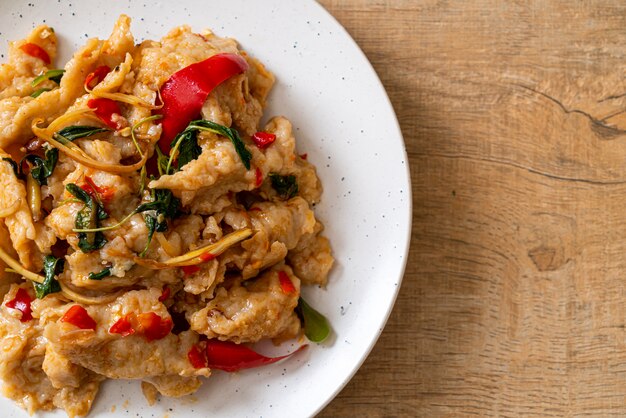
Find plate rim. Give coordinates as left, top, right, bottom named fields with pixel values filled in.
left=307, top=1, right=413, bottom=415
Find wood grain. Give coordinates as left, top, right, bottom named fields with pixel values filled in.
left=319, top=1, right=626, bottom=416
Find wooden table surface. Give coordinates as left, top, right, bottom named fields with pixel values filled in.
left=319, top=1, right=626, bottom=416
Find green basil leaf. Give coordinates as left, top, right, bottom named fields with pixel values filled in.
left=53, top=125, right=109, bottom=144
left=24, top=147, right=58, bottom=186
left=135, top=189, right=180, bottom=220
left=66, top=183, right=107, bottom=220
left=175, top=129, right=201, bottom=169
left=297, top=297, right=331, bottom=343
left=269, top=174, right=298, bottom=199
left=34, top=255, right=63, bottom=299
left=65, top=183, right=90, bottom=203
left=134, top=189, right=180, bottom=251
left=66, top=183, right=108, bottom=253
left=155, top=189, right=180, bottom=220
left=30, top=87, right=51, bottom=98
left=32, top=69, right=65, bottom=87
left=88, top=267, right=111, bottom=280
left=155, top=214, right=169, bottom=232
left=187, top=120, right=251, bottom=170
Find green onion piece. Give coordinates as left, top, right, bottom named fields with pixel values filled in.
left=30, top=88, right=51, bottom=98
left=32, top=69, right=65, bottom=87
left=297, top=297, right=331, bottom=343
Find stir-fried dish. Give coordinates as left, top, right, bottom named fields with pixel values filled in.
left=0, top=16, right=333, bottom=417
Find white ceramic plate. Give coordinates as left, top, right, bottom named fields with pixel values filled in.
left=0, top=1, right=411, bottom=417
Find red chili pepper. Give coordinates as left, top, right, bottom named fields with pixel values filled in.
left=158, top=286, right=171, bottom=302
left=255, top=167, right=263, bottom=188
left=299, top=153, right=308, bottom=160
left=20, top=43, right=50, bottom=64
left=85, top=65, right=111, bottom=90
left=188, top=343, right=208, bottom=369
left=205, top=340, right=308, bottom=372
left=5, top=288, right=33, bottom=322
left=199, top=252, right=216, bottom=263
left=181, top=265, right=201, bottom=276
left=109, top=314, right=135, bottom=337
left=61, top=305, right=97, bottom=330
left=87, top=98, right=123, bottom=130
left=251, top=131, right=276, bottom=149
left=278, top=271, right=296, bottom=295
left=136, top=312, right=172, bottom=342
left=81, top=176, right=115, bottom=204
left=156, top=53, right=248, bottom=154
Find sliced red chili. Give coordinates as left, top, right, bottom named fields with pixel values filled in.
left=299, top=153, right=308, bottom=160
left=20, top=43, right=50, bottom=64
left=156, top=53, right=248, bottom=154
left=87, top=98, right=123, bottom=130
left=84, top=65, right=111, bottom=90
left=278, top=271, right=297, bottom=295
left=79, top=183, right=96, bottom=200
left=81, top=176, right=115, bottom=204
left=109, top=314, right=135, bottom=337
left=255, top=167, right=263, bottom=188
left=251, top=131, right=276, bottom=149
left=5, top=288, right=33, bottom=322
left=205, top=340, right=308, bottom=372
left=158, top=286, right=171, bottom=302
left=188, top=343, right=208, bottom=369
left=61, top=305, right=97, bottom=330
left=137, top=312, right=172, bottom=342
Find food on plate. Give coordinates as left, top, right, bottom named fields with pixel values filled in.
left=0, top=15, right=333, bottom=417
